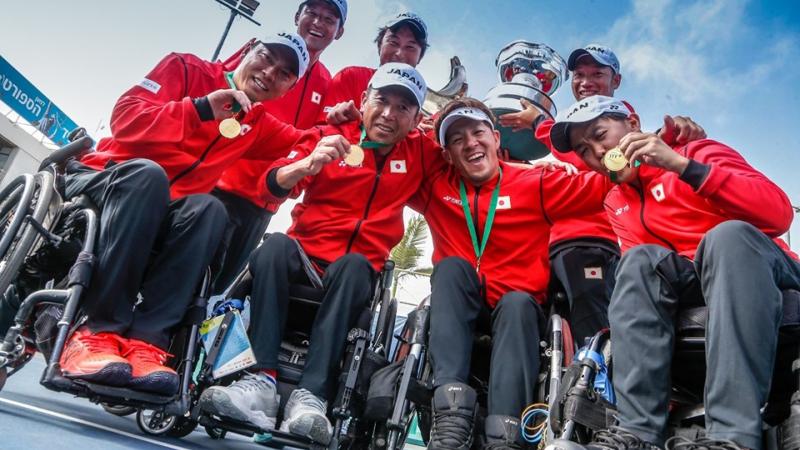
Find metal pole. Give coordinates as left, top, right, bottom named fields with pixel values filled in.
left=212, top=9, right=237, bottom=61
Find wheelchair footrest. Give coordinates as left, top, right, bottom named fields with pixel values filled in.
left=41, top=374, right=175, bottom=407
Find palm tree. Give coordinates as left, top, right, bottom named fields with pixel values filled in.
left=389, top=214, right=433, bottom=297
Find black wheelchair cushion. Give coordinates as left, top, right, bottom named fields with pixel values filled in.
left=288, top=283, right=325, bottom=305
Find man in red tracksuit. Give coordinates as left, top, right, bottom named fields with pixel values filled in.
left=212, top=0, right=347, bottom=293
left=545, top=96, right=799, bottom=450
left=59, top=33, right=310, bottom=396
left=409, top=98, right=613, bottom=450
left=320, top=11, right=428, bottom=124
left=198, top=63, right=442, bottom=444
left=502, top=44, right=705, bottom=345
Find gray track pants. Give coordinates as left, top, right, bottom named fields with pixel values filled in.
left=611, top=220, right=800, bottom=449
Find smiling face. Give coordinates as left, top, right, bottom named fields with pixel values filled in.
left=569, top=113, right=641, bottom=183
left=378, top=25, right=424, bottom=66
left=360, top=86, right=422, bottom=148
left=233, top=43, right=298, bottom=102
left=295, top=0, right=343, bottom=55
left=571, top=59, right=622, bottom=100
left=443, top=118, right=501, bottom=186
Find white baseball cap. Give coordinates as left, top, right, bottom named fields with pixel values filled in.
left=438, top=107, right=495, bottom=146
left=368, top=63, right=427, bottom=108
left=262, top=32, right=310, bottom=78
left=385, top=12, right=428, bottom=40
left=550, top=95, right=631, bottom=153
left=320, top=0, right=347, bottom=24
left=568, top=44, right=620, bottom=74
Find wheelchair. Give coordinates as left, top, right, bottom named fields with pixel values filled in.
left=367, top=295, right=577, bottom=450
left=547, top=289, right=800, bottom=450
left=0, top=136, right=215, bottom=438
left=183, top=257, right=399, bottom=449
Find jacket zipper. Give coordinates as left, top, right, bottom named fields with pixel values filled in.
left=292, top=62, right=314, bottom=126
left=346, top=157, right=386, bottom=253
left=170, top=135, right=223, bottom=186
left=634, top=182, right=678, bottom=252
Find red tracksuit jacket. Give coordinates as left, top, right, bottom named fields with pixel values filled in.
left=215, top=60, right=332, bottom=210
left=535, top=111, right=627, bottom=247
left=604, top=139, right=795, bottom=260
left=317, top=66, right=376, bottom=123
left=81, top=49, right=303, bottom=200
left=263, top=120, right=444, bottom=271
left=410, top=162, right=612, bottom=307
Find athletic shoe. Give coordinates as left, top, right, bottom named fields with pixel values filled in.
left=59, top=327, right=131, bottom=386
left=122, top=337, right=178, bottom=395
left=545, top=426, right=662, bottom=450
left=665, top=436, right=745, bottom=450
left=279, top=388, right=333, bottom=444
left=428, top=382, right=478, bottom=450
left=483, top=414, right=523, bottom=449
left=198, top=372, right=280, bottom=431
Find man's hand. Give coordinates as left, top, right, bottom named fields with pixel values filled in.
left=206, top=88, right=253, bottom=120
left=619, top=132, right=690, bottom=175
left=657, top=115, right=706, bottom=145
left=326, top=100, right=362, bottom=125
left=418, top=117, right=435, bottom=133
left=302, top=135, right=351, bottom=176
left=531, top=159, right=579, bottom=175
left=498, top=99, right=542, bottom=132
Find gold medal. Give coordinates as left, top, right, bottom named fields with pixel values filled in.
left=344, top=144, right=364, bottom=167
left=602, top=147, right=629, bottom=172
left=219, top=117, right=241, bottom=139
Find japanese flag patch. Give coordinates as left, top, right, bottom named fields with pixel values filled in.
left=651, top=183, right=666, bottom=202
left=496, top=196, right=511, bottom=210
left=311, top=91, right=322, bottom=104
left=584, top=267, right=603, bottom=279
left=390, top=160, right=407, bottom=173
left=287, top=150, right=299, bottom=159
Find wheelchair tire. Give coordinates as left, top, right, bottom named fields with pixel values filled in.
left=166, top=417, right=198, bottom=438
left=101, top=403, right=136, bottom=417
left=204, top=425, right=227, bottom=440
left=0, top=174, right=37, bottom=260
left=0, top=171, right=56, bottom=296
left=376, top=297, right=397, bottom=357
left=136, top=409, right=178, bottom=436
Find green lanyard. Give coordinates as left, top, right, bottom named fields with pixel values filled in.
left=359, top=125, right=389, bottom=149
left=224, top=72, right=242, bottom=113
left=458, top=167, right=503, bottom=272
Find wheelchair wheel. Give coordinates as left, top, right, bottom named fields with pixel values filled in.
left=136, top=409, right=178, bottom=436
left=0, top=171, right=56, bottom=295
left=204, top=425, right=227, bottom=440
left=101, top=403, right=136, bottom=417
left=166, top=417, right=198, bottom=438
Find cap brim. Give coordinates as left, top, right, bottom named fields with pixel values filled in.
left=371, top=81, right=422, bottom=108
left=438, top=112, right=493, bottom=145
left=390, top=19, right=427, bottom=40
left=263, top=42, right=303, bottom=77
left=549, top=122, right=574, bottom=153
left=567, top=49, right=591, bottom=71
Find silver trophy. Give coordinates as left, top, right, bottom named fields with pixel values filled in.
left=422, top=56, right=468, bottom=117
left=483, top=40, right=568, bottom=160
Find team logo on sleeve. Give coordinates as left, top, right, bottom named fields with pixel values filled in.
left=390, top=160, right=407, bottom=173
left=137, top=78, right=161, bottom=94
left=496, top=196, right=511, bottom=210
left=311, top=91, right=322, bottom=104
left=651, top=183, right=666, bottom=202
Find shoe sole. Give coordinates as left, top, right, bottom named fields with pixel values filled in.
left=281, top=414, right=332, bottom=445
left=63, top=362, right=132, bottom=387
left=128, top=371, right=179, bottom=396
left=198, top=390, right=276, bottom=431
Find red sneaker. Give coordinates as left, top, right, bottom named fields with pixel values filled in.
left=122, top=338, right=179, bottom=395
left=59, top=327, right=131, bottom=386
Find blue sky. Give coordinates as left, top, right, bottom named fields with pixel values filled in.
left=1, top=0, right=798, bottom=259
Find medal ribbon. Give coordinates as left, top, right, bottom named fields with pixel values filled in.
left=458, top=167, right=503, bottom=271
left=359, top=125, right=389, bottom=149
left=224, top=72, right=242, bottom=114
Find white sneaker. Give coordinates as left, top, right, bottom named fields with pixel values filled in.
left=279, top=388, right=333, bottom=444
left=198, top=372, right=279, bottom=431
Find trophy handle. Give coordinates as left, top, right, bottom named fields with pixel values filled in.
left=422, top=56, right=469, bottom=117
